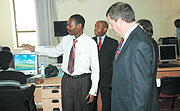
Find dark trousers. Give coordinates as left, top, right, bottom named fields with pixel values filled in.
left=93, top=84, right=111, bottom=111
left=61, top=73, right=95, bottom=111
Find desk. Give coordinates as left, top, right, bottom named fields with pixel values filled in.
left=156, top=67, right=180, bottom=87
left=32, top=67, right=180, bottom=110
left=157, top=60, right=180, bottom=78
left=157, top=67, right=180, bottom=79
left=29, top=77, right=62, bottom=111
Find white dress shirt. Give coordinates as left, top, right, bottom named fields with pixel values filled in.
left=35, top=33, right=100, bottom=96
left=121, top=24, right=138, bottom=49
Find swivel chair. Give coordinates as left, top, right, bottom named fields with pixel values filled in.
left=158, top=76, right=180, bottom=110
left=0, top=89, right=29, bottom=111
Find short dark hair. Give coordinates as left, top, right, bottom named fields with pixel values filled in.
left=174, top=19, right=180, bottom=28
left=106, top=2, right=135, bottom=23
left=103, top=21, right=109, bottom=29
left=2, top=46, right=11, bottom=52
left=97, top=20, right=108, bottom=29
left=70, top=14, right=85, bottom=29
left=137, top=19, right=153, bottom=37
left=0, top=51, right=13, bottom=70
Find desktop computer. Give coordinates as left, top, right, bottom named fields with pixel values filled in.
left=13, top=52, right=38, bottom=75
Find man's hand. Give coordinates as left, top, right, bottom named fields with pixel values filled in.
left=33, top=78, right=44, bottom=84
left=85, top=94, right=94, bottom=104
left=20, top=44, right=35, bottom=52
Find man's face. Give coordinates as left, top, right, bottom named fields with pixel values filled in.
left=67, top=18, right=79, bottom=36
left=94, top=21, right=106, bottom=37
left=108, top=15, right=121, bottom=37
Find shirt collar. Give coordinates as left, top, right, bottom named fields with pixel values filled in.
left=97, top=34, right=106, bottom=39
left=123, top=24, right=138, bottom=40
left=97, top=34, right=106, bottom=43
left=7, top=68, right=15, bottom=71
left=123, top=24, right=138, bottom=43
left=0, top=68, right=15, bottom=71
left=75, top=33, right=85, bottom=43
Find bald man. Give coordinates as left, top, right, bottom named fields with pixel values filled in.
left=92, top=20, right=118, bottom=111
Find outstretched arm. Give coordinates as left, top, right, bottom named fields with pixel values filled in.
left=20, top=44, right=35, bottom=52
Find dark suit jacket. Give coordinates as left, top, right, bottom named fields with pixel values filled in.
left=111, top=26, right=159, bottom=111
left=151, top=38, right=159, bottom=68
left=93, top=36, right=118, bottom=87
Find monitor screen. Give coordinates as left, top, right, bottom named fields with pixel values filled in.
left=159, top=37, right=179, bottom=55
left=158, top=44, right=177, bottom=63
left=54, top=21, right=68, bottom=37
left=13, top=53, right=38, bottom=75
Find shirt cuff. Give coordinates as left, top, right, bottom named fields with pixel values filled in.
left=89, top=88, right=97, bottom=96
left=31, top=83, right=36, bottom=86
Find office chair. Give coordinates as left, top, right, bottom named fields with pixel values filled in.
left=158, top=76, right=180, bottom=110
left=0, top=89, right=29, bottom=111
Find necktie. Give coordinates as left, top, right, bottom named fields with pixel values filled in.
left=68, top=39, right=77, bottom=74
left=114, top=38, right=124, bottom=63
left=99, top=37, right=102, bottom=50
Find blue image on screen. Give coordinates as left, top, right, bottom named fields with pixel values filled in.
left=14, top=54, right=35, bottom=70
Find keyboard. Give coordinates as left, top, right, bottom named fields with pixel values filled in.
left=158, top=63, right=180, bottom=68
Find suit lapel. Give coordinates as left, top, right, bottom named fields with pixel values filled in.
left=99, top=36, right=109, bottom=54
left=115, top=26, right=140, bottom=64
left=94, top=36, right=111, bottom=54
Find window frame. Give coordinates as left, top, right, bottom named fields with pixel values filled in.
left=12, top=0, right=37, bottom=48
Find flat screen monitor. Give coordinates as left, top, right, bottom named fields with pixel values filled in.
left=159, top=37, right=179, bottom=55
left=13, top=53, right=38, bottom=75
left=158, top=44, right=177, bottom=63
left=54, top=21, right=68, bottom=37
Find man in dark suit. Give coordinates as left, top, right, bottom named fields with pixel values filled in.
left=92, top=20, right=118, bottom=111
left=106, top=2, right=159, bottom=111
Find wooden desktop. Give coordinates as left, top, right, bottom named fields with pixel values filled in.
left=157, top=67, right=180, bottom=78
left=157, top=60, right=180, bottom=78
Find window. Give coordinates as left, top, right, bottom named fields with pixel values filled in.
left=13, top=0, right=37, bottom=47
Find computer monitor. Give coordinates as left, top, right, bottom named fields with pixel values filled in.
left=159, top=37, right=179, bottom=55
left=13, top=53, right=38, bottom=75
left=54, top=21, right=68, bottom=37
left=158, top=44, right=177, bottom=63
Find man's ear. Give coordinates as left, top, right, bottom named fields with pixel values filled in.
left=9, top=57, right=14, bottom=68
left=77, top=23, right=82, bottom=29
left=103, top=27, right=108, bottom=32
left=117, top=18, right=123, bottom=27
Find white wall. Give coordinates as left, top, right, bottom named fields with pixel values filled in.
left=0, top=0, right=180, bottom=52
left=55, top=0, right=180, bottom=42
left=0, top=0, right=16, bottom=52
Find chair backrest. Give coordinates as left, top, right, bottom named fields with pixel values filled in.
left=0, top=89, right=28, bottom=111
left=160, top=76, right=180, bottom=95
